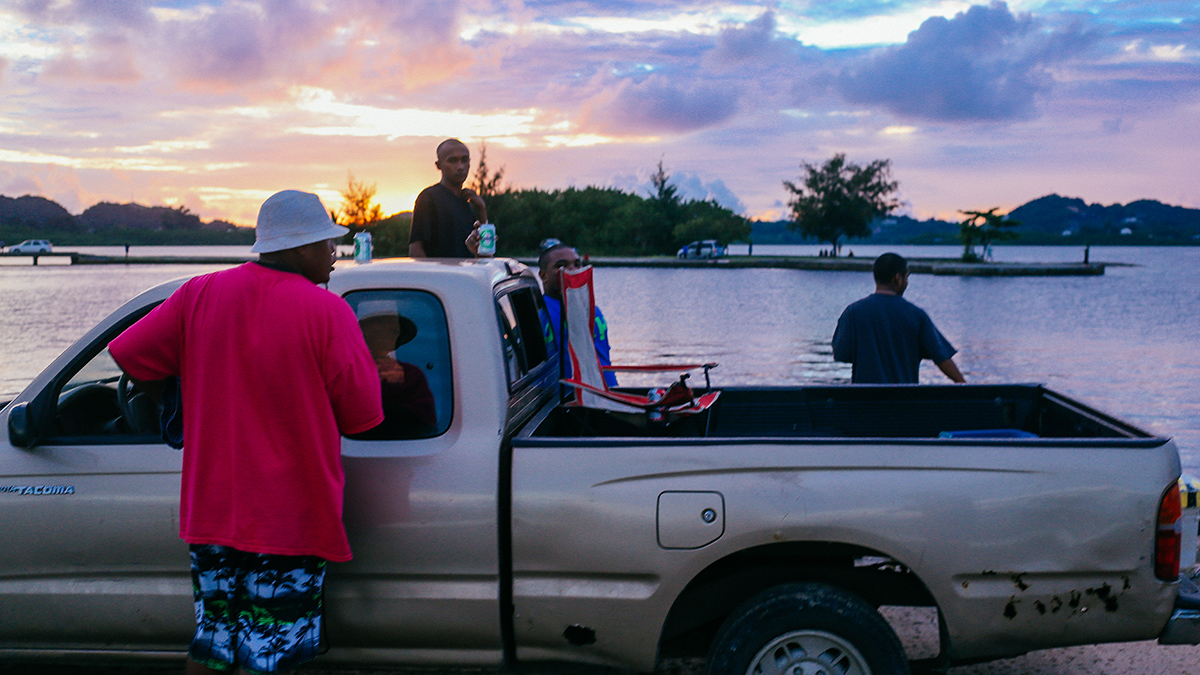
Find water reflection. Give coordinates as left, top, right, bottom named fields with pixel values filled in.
left=592, top=248, right=1199, bottom=472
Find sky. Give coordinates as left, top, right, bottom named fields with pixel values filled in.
left=1, top=0, right=1197, bottom=225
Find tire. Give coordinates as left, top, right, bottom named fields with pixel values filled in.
left=705, top=582, right=909, bottom=675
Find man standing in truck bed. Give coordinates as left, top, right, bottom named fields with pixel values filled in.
left=408, top=138, right=487, bottom=258
left=832, top=252, right=965, bottom=384
left=108, top=189, right=384, bottom=674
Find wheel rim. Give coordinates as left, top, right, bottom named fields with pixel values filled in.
left=746, top=629, right=872, bottom=675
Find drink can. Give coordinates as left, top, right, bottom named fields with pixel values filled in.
left=477, top=222, right=496, bottom=257
left=354, top=232, right=372, bottom=263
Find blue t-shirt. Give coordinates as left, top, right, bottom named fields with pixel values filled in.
left=832, top=293, right=956, bottom=384
left=542, top=295, right=617, bottom=386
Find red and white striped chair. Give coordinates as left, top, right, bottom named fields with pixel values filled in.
left=556, top=265, right=719, bottom=418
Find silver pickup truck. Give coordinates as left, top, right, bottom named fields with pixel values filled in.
left=1, top=258, right=1197, bottom=675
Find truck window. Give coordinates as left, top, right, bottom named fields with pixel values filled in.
left=497, top=294, right=526, bottom=384
left=495, top=287, right=550, bottom=388
left=344, top=290, right=453, bottom=440
left=38, top=304, right=163, bottom=443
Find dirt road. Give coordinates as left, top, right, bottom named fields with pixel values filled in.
left=4, top=641, right=1200, bottom=675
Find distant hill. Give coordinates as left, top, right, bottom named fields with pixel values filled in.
left=0, top=195, right=77, bottom=230
left=1007, top=195, right=1200, bottom=242
left=0, top=194, right=254, bottom=246
left=752, top=194, right=1200, bottom=246
left=80, top=202, right=203, bottom=231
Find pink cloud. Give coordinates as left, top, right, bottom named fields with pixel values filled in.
left=41, top=34, right=141, bottom=83
left=579, top=74, right=739, bottom=135
left=156, top=0, right=475, bottom=96
left=0, top=165, right=91, bottom=214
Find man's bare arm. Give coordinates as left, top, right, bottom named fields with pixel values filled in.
left=936, top=358, right=965, bottom=383
left=462, top=187, right=487, bottom=224
left=408, top=241, right=427, bottom=258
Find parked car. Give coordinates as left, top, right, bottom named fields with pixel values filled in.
left=1, top=258, right=1197, bottom=674
left=677, top=239, right=726, bottom=259
left=9, top=239, right=52, bottom=254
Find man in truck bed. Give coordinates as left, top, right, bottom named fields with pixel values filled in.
left=538, top=239, right=617, bottom=386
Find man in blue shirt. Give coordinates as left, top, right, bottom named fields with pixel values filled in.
left=832, top=253, right=965, bottom=384
left=538, top=240, right=617, bottom=386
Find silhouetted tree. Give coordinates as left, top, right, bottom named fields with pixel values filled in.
left=469, top=142, right=505, bottom=199
left=958, top=208, right=1020, bottom=261
left=674, top=199, right=751, bottom=248
left=784, top=154, right=899, bottom=256
left=335, top=172, right=383, bottom=233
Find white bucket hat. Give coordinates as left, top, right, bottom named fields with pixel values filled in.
left=252, top=190, right=349, bottom=253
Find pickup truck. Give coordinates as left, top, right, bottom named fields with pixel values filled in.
left=1, top=258, right=1197, bottom=675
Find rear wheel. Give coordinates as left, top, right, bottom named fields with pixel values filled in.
left=705, top=582, right=909, bottom=675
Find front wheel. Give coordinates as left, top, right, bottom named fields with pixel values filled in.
left=705, top=582, right=909, bottom=675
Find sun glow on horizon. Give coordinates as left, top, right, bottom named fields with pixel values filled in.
left=288, top=87, right=538, bottom=141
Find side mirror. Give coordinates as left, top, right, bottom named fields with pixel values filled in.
left=8, top=402, right=35, bottom=448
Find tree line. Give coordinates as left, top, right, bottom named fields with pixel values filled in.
left=338, top=147, right=1021, bottom=262
left=335, top=152, right=752, bottom=258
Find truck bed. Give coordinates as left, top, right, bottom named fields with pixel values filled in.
left=524, top=384, right=1160, bottom=443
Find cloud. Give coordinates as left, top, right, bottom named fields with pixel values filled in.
left=0, top=164, right=90, bottom=213
left=8, top=0, right=476, bottom=95
left=671, top=172, right=746, bottom=213
left=12, top=0, right=151, bottom=29
left=41, top=33, right=140, bottom=83
left=160, top=4, right=272, bottom=88
left=580, top=74, right=739, bottom=135
left=710, top=11, right=778, bottom=64
left=836, top=2, right=1084, bottom=122
left=606, top=168, right=746, bottom=212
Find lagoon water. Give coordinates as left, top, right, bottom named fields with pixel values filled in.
left=1, top=245, right=1197, bottom=473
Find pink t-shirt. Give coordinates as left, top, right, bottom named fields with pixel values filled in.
left=109, top=263, right=384, bottom=562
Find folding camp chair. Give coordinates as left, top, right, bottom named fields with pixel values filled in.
left=556, top=265, right=719, bottom=419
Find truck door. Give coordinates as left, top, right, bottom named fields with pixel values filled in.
left=0, top=311, right=190, bottom=651
left=334, top=288, right=504, bottom=664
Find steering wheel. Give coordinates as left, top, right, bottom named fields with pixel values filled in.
left=117, top=373, right=158, bottom=435
left=117, top=373, right=138, bottom=432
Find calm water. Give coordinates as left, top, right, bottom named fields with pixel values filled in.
left=1, top=245, right=1197, bottom=473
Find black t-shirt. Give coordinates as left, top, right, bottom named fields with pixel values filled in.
left=408, top=183, right=476, bottom=258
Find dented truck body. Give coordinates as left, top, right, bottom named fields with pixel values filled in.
left=0, top=258, right=1194, bottom=672
left=511, top=387, right=1188, bottom=669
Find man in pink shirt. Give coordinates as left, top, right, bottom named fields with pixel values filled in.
left=109, top=189, right=384, bottom=675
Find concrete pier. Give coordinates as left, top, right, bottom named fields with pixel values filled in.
left=37, top=253, right=1107, bottom=276
left=519, top=256, right=1107, bottom=276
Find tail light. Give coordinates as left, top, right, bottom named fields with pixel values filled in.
left=1156, top=482, right=1182, bottom=581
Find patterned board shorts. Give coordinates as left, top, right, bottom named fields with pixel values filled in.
left=189, top=544, right=327, bottom=674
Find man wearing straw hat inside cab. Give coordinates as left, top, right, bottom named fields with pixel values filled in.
left=109, top=189, right=384, bottom=674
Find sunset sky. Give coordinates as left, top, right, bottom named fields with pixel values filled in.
left=1, top=0, right=1197, bottom=225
